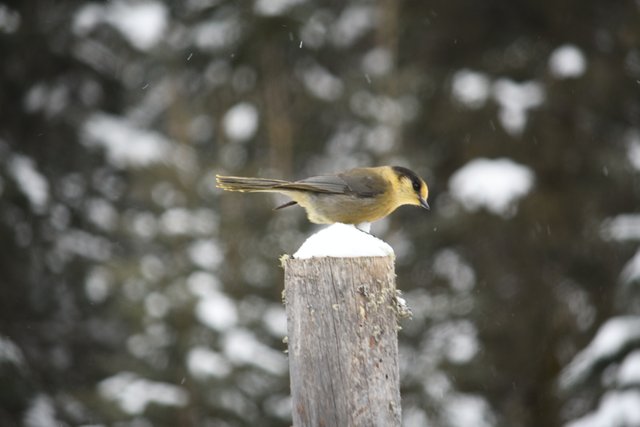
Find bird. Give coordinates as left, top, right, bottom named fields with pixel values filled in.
left=215, top=166, right=429, bottom=227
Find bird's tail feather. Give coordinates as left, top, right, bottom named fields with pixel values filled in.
left=216, top=175, right=291, bottom=192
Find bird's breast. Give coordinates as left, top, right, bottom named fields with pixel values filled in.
left=297, top=192, right=397, bottom=224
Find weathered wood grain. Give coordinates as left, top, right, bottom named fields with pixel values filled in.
left=283, top=256, right=401, bottom=427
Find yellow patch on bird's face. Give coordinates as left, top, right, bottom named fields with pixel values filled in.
left=396, top=176, right=425, bottom=206
left=420, top=182, right=429, bottom=201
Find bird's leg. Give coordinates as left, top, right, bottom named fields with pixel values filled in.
left=274, top=200, right=298, bottom=210
left=355, top=222, right=372, bottom=233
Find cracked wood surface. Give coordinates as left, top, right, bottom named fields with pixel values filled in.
left=284, top=256, right=401, bottom=427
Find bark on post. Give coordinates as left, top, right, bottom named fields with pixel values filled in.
left=283, top=256, right=401, bottom=427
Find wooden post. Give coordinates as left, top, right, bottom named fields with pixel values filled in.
left=283, top=256, right=401, bottom=427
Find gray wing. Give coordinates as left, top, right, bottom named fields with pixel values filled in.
left=337, top=169, right=386, bottom=197
left=275, top=169, right=386, bottom=197
left=275, top=174, right=350, bottom=194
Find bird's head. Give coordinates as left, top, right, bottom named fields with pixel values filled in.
left=391, top=166, right=430, bottom=210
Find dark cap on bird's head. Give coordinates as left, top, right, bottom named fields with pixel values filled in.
left=391, top=166, right=430, bottom=210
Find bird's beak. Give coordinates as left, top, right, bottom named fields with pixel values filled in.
left=419, top=197, right=430, bottom=210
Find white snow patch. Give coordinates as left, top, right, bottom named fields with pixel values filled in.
left=293, top=223, right=394, bottom=259
left=0, top=5, right=21, bottom=34
left=129, top=212, right=158, bottom=239
left=74, top=1, right=168, bottom=51
left=23, top=82, right=69, bottom=116
left=254, top=0, right=305, bottom=16
left=362, top=48, right=393, bottom=77
left=72, top=4, right=102, bottom=35
left=56, top=229, right=112, bottom=261
left=144, top=292, right=170, bottom=318
left=82, top=113, right=172, bottom=168
left=86, top=197, right=118, bottom=231
left=627, top=132, right=640, bottom=170
left=222, top=102, right=259, bottom=142
left=445, top=324, right=479, bottom=364
left=618, top=350, right=640, bottom=386
left=263, top=305, right=288, bottom=337
left=449, top=158, right=534, bottom=217
left=444, top=393, right=495, bottom=427
left=549, top=44, right=586, bottom=78
left=364, top=125, right=396, bottom=154
left=493, top=79, right=544, bottom=135
left=223, top=328, right=287, bottom=375
left=560, top=316, right=640, bottom=389
left=300, top=64, right=344, bottom=101
left=187, top=271, right=221, bottom=296
left=0, top=335, right=25, bottom=367
left=565, top=390, right=640, bottom=427
left=403, top=408, right=430, bottom=427
left=433, top=249, right=476, bottom=292
left=160, top=208, right=192, bottom=235
left=126, top=324, right=173, bottom=361
left=601, top=214, right=640, bottom=242
left=620, top=248, right=640, bottom=285
left=188, top=239, right=223, bottom=270
left=107, top=1, right=168, bottom=50
left=98, top=372, right=188, bottom=414
left=140, top=255, right=165, bottom=281
left=350, top=91, right=418, bottom=125
left=194, top=292, right=237, bottom=331
left=84, top=267, right=113, bottom=303
left=299, top=11, right=329, bottom=49
left=189, top=271, right=235, bottom=333
left=8, top=155, right=49, bottom=213
left=23, top=395, right=57, bottom=427
left=193, top=18, right=242, bottom=52
left=451, top=69, right=490, bottom=109
left=186, top=346, right=232, bottom=379
left=330, top=5, right=376, bottom=48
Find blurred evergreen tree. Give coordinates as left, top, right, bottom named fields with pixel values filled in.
left=0, top=0, right=638, bottom=426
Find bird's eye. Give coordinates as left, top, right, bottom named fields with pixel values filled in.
left=412, top=180, right=420, bottom=191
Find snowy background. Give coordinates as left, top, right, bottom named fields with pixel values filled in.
left=1, top=1, right=639, bottom=426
